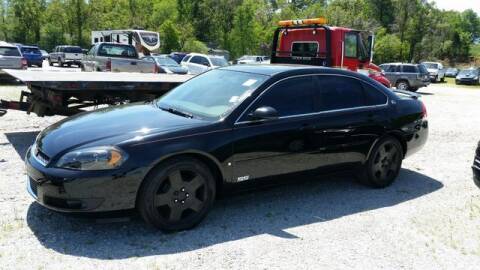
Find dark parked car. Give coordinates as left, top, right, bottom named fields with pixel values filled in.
left=143, top=55, right=189, bottom=74
left=379, top=63, right=430, bottom=91
left=26, top=65, right=429, bottom=231
left=17, top=45, right=43, bottom=67
left=473, top=141, right=480, bottom=188
left=455, top=68, right=480, bottom=85
left=445, top=68, right=459, bottom=78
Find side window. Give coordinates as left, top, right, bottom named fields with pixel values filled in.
left=190, top=56, right=204, bottom=65
left=252, top=76, right=315, bottom=117
left=292, top=42, right=318, bottom=57
left=402, top=65, right=417, bottom=73
left=87, top=46, right=95, bottom=55
left=362, top=82, right=388, bottom=106
left=393, top=65, right=401, bottom=72
left=317, top=76, right=366, bottom=110
left=344, top=33, right=358, bottom=58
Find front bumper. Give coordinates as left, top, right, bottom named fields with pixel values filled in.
left=25, top=146, right=145, bottom=212
left=473, top=157, right=480, bottom=188
left=456, top=79, right=478, bottom=85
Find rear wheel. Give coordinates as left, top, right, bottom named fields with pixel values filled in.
left=358, top=137, right=403, bottom=188
left=138, top=157, right=216, bottom=232
left=396, top=81, right=409, bottom=91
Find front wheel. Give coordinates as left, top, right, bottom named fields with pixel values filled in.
left=138, top=157, right=216, bottom=232
left=396, top=81, right=409, bottom=91
left=358, top=137, right=403, bottom=188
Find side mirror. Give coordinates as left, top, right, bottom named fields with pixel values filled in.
left=249, top=106, right=279, bottom=121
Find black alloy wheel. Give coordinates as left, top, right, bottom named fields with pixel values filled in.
left=359, top=137, right=403, bottom=188
left=138, top=157, right=216, bottom=232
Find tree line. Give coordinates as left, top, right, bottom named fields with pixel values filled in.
left=0, top=0, right=479, bottom=64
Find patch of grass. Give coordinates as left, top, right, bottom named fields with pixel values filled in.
left=471, top=44, right=480, bottom=59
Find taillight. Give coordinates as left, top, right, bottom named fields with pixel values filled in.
left=106, top=59, right=111, bottom=72
left=21, top=58, right=28, bottom=69
left=421, top=101, right=427, bottom=119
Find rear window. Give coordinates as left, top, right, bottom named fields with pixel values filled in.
left=21, top=47, right=41, bottom=54
left=0, top=46, right=21, bottom=56
left=64, top=47, right=83, bottom=53
left=418, top=64, right=428, bottom=73
left=292, top=42, right=318, bottom=57
left=98, top=44, right=137, bottom=58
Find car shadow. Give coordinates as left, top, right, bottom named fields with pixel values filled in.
left=4, top=131, right=39, bottom=161
left=26, top=169, right=443, bottom=259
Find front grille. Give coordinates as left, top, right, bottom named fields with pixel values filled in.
left=29, top=178, right=38, bottom=196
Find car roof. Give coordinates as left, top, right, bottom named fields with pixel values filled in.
left=221, top=64, right=369, bottom=78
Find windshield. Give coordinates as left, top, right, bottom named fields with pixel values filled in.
left=154, top=56, right=180, bottom=66
left=209, top=57, right=228, bottom=67
left=423, top=63, right=438, bottom=69
left=156, top=69, right=268, bottom=120
left=64, top=46, right=83, bottom=53
left=459, top=69, right=479, bottom=76
left=0, top=46, right=21, bottom=56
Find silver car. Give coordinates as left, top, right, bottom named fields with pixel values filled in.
left=0, top=42, right=26, bottom=80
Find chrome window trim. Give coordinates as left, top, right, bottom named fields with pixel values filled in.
left=234, top=73, right=389, bottom=125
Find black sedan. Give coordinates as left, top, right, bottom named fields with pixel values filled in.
left=473, top=141, right=480, bottom=188
left=456, top=68, right=480, bottom=85
left=26, top=65, right=429, bottom=231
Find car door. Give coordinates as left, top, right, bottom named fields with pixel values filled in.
left=232, top=75, right=319, bottom=181
left=188, top=56, right=208, bottom=75
left=309, top=75, right=389, bottom=167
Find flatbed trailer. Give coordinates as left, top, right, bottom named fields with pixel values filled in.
left=0, top=70, right=192, bottom=117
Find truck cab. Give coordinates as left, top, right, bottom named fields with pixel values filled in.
left=271, top=18, right=390, bottom=88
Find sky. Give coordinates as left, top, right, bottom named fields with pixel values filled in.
left=432, top=0, right=480, bottom=14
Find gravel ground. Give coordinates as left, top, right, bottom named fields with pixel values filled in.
left=0, top=83, right=479, bottom=270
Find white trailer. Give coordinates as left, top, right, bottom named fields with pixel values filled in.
left=91, top=29, right=160, bottom=54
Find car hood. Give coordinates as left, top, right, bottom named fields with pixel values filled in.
left=426, top=68, right=438, bottom=73
left=36, top=102, right=209, bottom=158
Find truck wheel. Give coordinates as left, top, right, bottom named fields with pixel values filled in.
left=137, top=157, right=216, bottom=232
left=396, top=81, right=409, bottom=91
left=48, top=59, right=53, bottom=66
left=358, top=136, right=403, bottom=188
left=58, top=58, right=63, bottom=67
left=440, top=77, right=445, bottom=83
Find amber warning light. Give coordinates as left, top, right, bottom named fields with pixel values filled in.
left=278, top=18, right=328, bottom=27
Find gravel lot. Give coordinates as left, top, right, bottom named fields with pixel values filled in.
left=0, top=82, right=480, bottom=269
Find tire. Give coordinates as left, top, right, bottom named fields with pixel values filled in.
left=58, top=58, right=63, bottom=67
left=440, top=76, right=445, bottom=83
left=358, top=137, right=403, bottom=188
left=48, top=59, right=53, bottom=66
left=396, top=81, right=409, bottom=91
left=137, top=157, right=216, bottom=232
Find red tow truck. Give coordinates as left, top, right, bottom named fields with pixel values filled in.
left=271, top=18, right=391, bottom=87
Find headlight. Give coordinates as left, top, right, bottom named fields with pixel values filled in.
left=56, top=146, right=128, bottom=170
left=474, top=76, right=479, bottom=80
